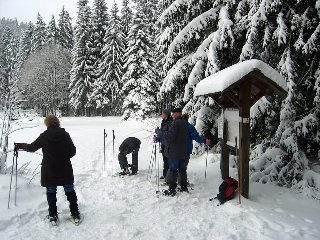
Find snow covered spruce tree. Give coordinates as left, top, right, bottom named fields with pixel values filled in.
left=88, top=0, right=110, bottom=117
left=0, top=26, right=20, bottom=173
left=92, top=1, right=125, bottom=116
left=87, top=0, right=112, bottom=116
left=47, top=15, right=58, bottom=43
left=246, top=1, right=320, bottom=198
left=31, top=13, right=47, bottom=54
left=158, top=0, right=238, bottom=153
left=121, top=0, right=134, bottom=39
left=69, top=0, right=93, bottom=116
left=157, top=0, right=320, bottom=196
left=57, top=6, right=74, bottom=52
left=17, top=22, right=34, bottom=70
left=121, top=3, right=159, bottom=120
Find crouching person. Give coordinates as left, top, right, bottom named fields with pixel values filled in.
left=14, top=115, right=81, bottom=226
left=118, top=137, right=141, bottom=175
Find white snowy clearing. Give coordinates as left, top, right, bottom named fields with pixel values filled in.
left=1, top=117, right=319, bottom=240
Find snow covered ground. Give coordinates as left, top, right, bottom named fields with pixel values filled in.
left=1, top=116, right=320, bottom=240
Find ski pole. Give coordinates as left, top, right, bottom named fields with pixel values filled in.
left=8, top=145, right=18, bottom=208
left=205, top=144, right=208, bottom=181
left=15, top=148, right=18, bottom=206
left=112, top=130, right=115, bottom=176
left=147, top=140, right=156, bottom=181
left=103, top=129, right=107, bottom=172
left=156, top=142, right=160, bottom=196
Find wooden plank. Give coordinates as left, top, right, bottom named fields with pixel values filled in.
left=225, top=91, right=241, bottom=107
left=239, top=80, right=251, bottom=199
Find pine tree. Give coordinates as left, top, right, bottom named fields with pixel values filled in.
left=84, top=0, right=110, bottom=116
left=90, top=0, right=109, bottom=76
left=121, top=11, right=158, bottom=120
left=47, top=15, right=58, bottom=43
left=17, top=21, right=34, bottom=70
left=57, top=6, right=74, bottom=51
left=157, top=0, right=320, bottom=197
left=31, top=13, right=47, bottom=54
left=69, top=0, right=93, bottom=116
left=93, top=1, right=125, bottom=116
left=0, top=26, right=20, bottom=173
left=121, top=0, right=134, bottom=37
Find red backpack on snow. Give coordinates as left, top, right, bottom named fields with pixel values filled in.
left=210, top=177, right=238, bottom=205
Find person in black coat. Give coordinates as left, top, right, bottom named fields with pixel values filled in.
left=157, top=108, right=189, bottom=196
left=14, top=115, right=80, bottom=225
left=158, top=109, right=173, bottom=179
left=118, top=137, right=141, bottom=175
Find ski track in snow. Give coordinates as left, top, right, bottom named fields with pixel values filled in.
left=1, top=117, right=320, bottom=240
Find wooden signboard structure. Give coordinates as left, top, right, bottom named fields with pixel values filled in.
left=194, top=60, right=287, bottom=199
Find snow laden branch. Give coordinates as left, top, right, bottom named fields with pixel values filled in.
left=164, top=8, right=219, bottom=70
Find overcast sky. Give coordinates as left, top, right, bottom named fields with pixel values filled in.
left=0, top=0, right=121, bottom=24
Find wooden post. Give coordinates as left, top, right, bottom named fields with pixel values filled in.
left=220, top=116, right=229, bottom=179
left=239, top=80, right=251, bottom=199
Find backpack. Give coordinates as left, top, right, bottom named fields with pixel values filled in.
left=210, top=177, right=238, bottom=205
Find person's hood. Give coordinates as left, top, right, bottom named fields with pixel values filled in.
left=42, top=127, right=66, bottom=142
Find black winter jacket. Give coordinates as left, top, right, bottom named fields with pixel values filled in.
left=119, top=137, right=141, bottom=154
left=158, top=117, right=188, bottom=159
left=23, top=127, right=76, bottom=187
left=160, top=117, right=173, bottom=146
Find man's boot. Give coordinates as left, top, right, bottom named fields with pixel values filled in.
left=163, top=182, right=177, bottom=196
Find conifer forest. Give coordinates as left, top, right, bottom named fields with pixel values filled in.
left=0, top=0, right=320, bottom=198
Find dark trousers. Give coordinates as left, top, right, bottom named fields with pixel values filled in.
left=178, top=154, right=191, bottom=183
left=46, top=184, right=79, bottom=217
left=165, top=158, right=188, bottom=189
left=118, top=150, right=139, bottom=169
left=162, top=154, right=169, bottom=178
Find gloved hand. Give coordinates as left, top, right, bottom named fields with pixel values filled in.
left=153, top=136, right=157, bottom=142
left=205, top=139, right=210, bottom=145
left=155, top=127, right=160, bottom=134
left=14, top=143, right=25, bottom=150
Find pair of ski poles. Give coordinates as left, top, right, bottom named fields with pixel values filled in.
left=147, top=137, right=160, bottom=195
left=8, top=144, right=18, bottom=209
left=103, top=129, right=115, bottom=176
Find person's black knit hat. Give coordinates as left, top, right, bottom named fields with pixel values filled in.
left=162, top=109, right=171, bottom=116
left=171, top=108, right=182, bottom=113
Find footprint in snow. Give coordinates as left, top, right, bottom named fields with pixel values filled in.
left=303, top=217, right=313, bottom=223
left=274, top=208, right=284, bottom=213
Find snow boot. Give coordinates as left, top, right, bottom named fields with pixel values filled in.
left=131, top=165, right=138, bottom=175
left=163, top=183, right=177, bottom=197
left=46, top=193, right=58, bottom=217
left=177, top=184, right=189, bottom=193
left=46, top=192, right=58, bottom=225
left=65, top=190, right=80, bottom=220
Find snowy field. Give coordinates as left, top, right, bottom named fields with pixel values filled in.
left=0, top=116, right=320, bottom=240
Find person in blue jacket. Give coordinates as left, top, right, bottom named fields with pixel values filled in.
left=182, top=113, right=210, bottom=182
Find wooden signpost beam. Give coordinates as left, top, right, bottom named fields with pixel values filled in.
left=239, top=80, right=251, bottom=199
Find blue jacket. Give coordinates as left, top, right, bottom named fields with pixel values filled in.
left=186, top=120, right=205, bottom=155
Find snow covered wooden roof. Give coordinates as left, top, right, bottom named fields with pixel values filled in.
left=194, top=59, right=288, bottom=107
